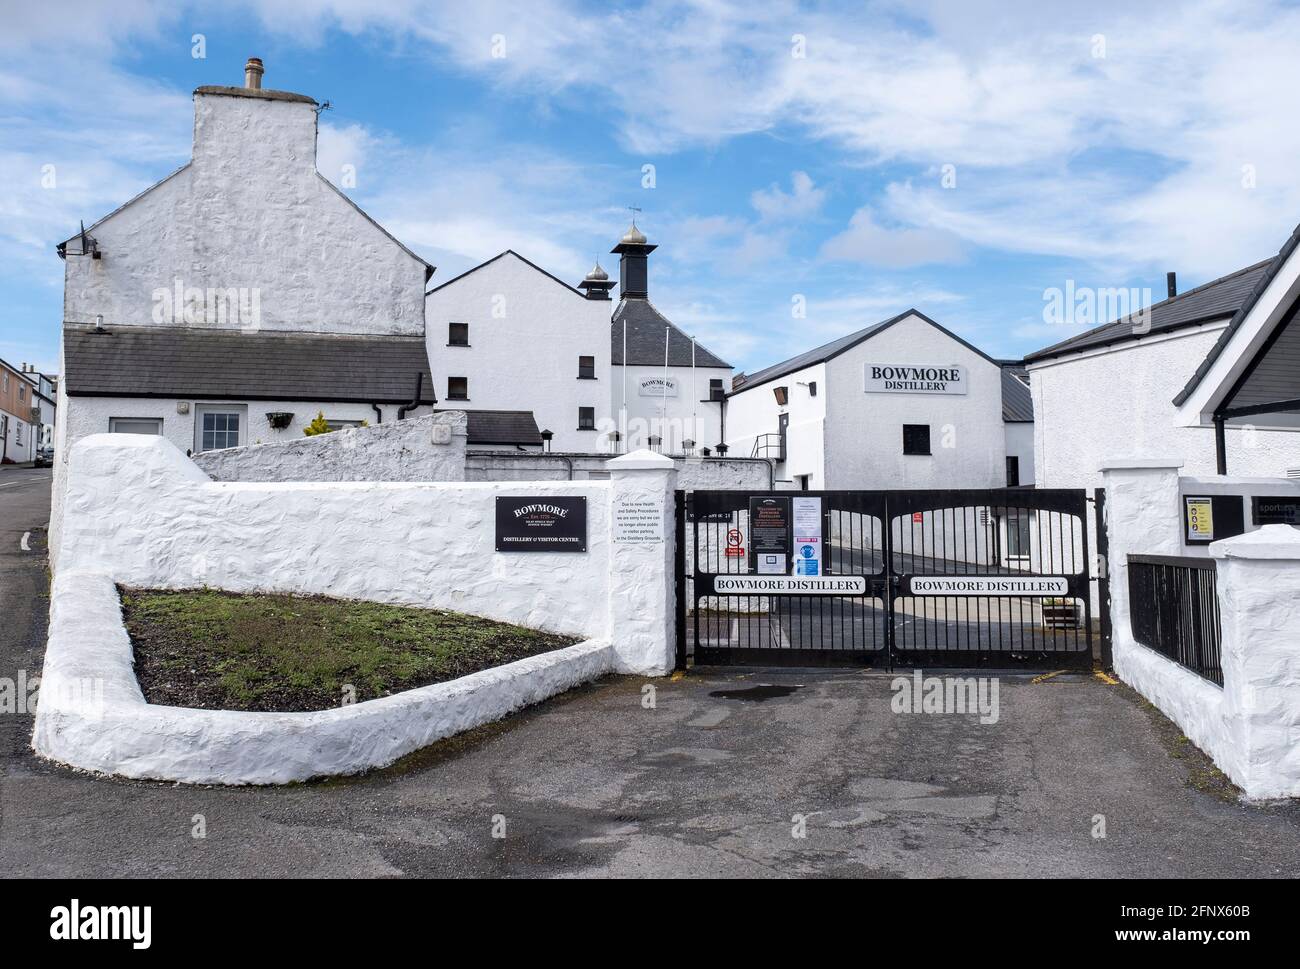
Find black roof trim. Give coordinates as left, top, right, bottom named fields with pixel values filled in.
left=1025, top=259, right=1272, bottom=364
left=425, top=250, right=585, bottom=298
left=728, top=309, right=997, bottom=396
left=1172, top=220, right=1300, bottom=407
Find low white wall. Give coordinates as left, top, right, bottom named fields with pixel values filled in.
left=195, top=412, right=468, bottom=483
left=33, top=571, right=616, bottom=784
left=1103, top=458, right=1300, bottom=799
left=466, top=450, right=771, bottom=489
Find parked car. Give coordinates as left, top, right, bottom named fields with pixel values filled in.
left=33, top=446, right=53, bottom=468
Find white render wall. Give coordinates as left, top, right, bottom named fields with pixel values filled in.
left=49, top=392, right=433, bottom=569
left=1030, top=324, right=1300, bottom=490
left=425, top=253, right=611, bottom=453
left=725, top=361, right=827, bottom=484
left=612, top=363, right=729, bottom=453
left=1103, top=459, right=1300, bottom=799
left=1004, top=421, right=1034, bottom=486
left=58, top=434, right=611, bottom=638
left=63, top=91, right=427, bottom=335
left=1, top=406, right=35, bottom=463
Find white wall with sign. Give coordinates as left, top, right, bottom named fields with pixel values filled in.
left=864, top=363, right=967, bottom=396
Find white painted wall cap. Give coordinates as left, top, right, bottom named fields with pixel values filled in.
left=1210, top=523, right=1300, bottom=560
left=606, top=449, right=675, bottom=471
left=1098, top=457, right=1186, bottom=471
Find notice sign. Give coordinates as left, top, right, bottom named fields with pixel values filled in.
left=865, top=363, right=967, bottom=396
left=1252, top=496, right=1300, bottom=526
left=724, top=528, right=746, bottom=558
left=495, top=496, right=587, bottom=552
left=909, top=576, right=1068, bottom=596
left=1185, top=496, right=1214, bottom=542
left=792, top=496, right=823, bottom=576
left=713, top=575, right=868, bottom=596
left=638, top=376, right=678, bottom=398
left=612, top=493, right=664, bottom=544
left=749, top=496, right=791, bottom=574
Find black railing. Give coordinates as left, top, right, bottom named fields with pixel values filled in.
left=1127, top=555, right=1223, bottom=686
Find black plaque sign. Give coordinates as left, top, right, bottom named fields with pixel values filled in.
left=1253, top=496, right=1300, bottom=526
left=749, top=496, right=791, bottom=573
left=495, top=496, right=587, bottom=552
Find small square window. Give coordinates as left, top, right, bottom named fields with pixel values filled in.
left=448, top=322, right=469, bottom=346
left=578, top=355, right=596, bottom=379
left=578, top=406, right=596, bottom=430
left=709, top=378, right=724, bottom=401
left=902, top=424, right=931, bottom=456
left=448, top=377, right=469, bottom=400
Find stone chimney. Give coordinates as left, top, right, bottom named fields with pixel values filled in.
left=245, top=57, right=264, bottom=90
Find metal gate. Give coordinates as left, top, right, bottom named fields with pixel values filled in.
left=675, top=488, right=1110, bottom=670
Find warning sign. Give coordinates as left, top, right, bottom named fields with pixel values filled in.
left=724, top=528, right=746, bottom=557
left=1185, top=496, right=1214, bottom=542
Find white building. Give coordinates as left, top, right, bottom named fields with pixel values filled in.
left=609, top=225, right=731, bottom=453
left=724, top=310, right=1022, bottom=490
left=1026, top=233, right=1300, bottom=489
left=424, top=250, right=611, bottom=453
left=51, top=58, right=434, bottom=561
left=423, top=224, right=732, bottom=455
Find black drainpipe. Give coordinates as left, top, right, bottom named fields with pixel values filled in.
left=370, top=403, right=383, bottom=424
left=1214, top=415, right=1228, bottom=475
left=397, top=373, right=424, bottom=420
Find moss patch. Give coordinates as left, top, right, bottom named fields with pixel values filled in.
left=120, top=587, right=579, bottom=713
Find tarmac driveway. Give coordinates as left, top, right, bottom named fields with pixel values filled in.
left=4, top=668, right=1300, bottom=878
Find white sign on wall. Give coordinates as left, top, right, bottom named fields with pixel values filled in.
left=638, top=376, right=679, bottom=398
left=865, top=363, right=967, bottom=395
left=612, top=493, right=664, bottom=544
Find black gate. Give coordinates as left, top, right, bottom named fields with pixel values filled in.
left=676, top=488, right=1107, bottom=670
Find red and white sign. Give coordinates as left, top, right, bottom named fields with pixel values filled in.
left=724, top=528, right=745, bottom=557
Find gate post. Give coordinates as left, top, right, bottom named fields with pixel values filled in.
left=607, top=449, right=679, bottom=675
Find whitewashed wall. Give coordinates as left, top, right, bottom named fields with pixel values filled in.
left=63, top=91, right=427, bottom=335
left=1004, top=421, right=1034, bottom=486
left=1103, top=459, right=1300, bottom=799
left=612, top=363, right=729, bottom=453
left=425, top=253, right=610, bottom=453
left=726, top=361, right=827, bottom=485
left=1030, top=324, right=1300, bottom=490
left=194, top=412, right=467, bottom=483
left=467, top=450, right=771, bottom=489
left=825, top=315, right=1005, bottom=490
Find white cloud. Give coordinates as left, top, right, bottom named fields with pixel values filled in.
left=751, top=171, right=826, bottom=222
left=821, top=206, right=965, bottom=268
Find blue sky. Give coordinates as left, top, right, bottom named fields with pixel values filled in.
left=4, top=0, right=1300, bottom=377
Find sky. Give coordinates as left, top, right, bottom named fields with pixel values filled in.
left=3, top=0, right=1300, bottom=377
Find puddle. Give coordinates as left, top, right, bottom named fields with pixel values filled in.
left=708, top=684, right=802, bottom=702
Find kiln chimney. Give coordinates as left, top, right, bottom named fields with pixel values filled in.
left=244, top=57, right=264, bottom=90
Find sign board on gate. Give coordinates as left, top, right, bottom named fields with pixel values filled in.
left=749, top=496, right=791, bottom=574
left=495, top=496, right=587, bottom=552
left=792, top=496, right=822, bottom=576
left=713, top=575, right=867, bottom=595
left=908, top=576, right=1068, bottom=596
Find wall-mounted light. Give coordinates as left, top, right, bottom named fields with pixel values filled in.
left=541, top=429, right=554, bottom=453
left=266, top=411, right=294, bottom=430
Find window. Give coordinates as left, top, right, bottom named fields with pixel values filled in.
left=2, top=372, right=7, bottom=392
left=109, top=417, right=163, bottom=435
left=578, top=355, right=596, bottom=379
left=447, top=377, right=468, bottom=400
left=18, top=384, right=25, bottom=401
left=578, top=406, right=596, bottom=430
left=709, top=378, right=724, bottom=401
left=1006, top=455, right=1021, bottom=488
left=902, top=424, right=931, bottom=456
left=15, top=422, right=22, bottom=445
left=1007, top=512, right=1032, bottom=559
left=448, top=322, right=469, bottom=346
left=194, top=405, right=245, bottom=452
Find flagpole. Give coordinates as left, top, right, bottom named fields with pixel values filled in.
left=621, top=315, right=627, bottom=453
left=691, top=335, right=697, bottom=454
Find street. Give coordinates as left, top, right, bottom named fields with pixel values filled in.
left=2, top=469, right=1299, bottom=878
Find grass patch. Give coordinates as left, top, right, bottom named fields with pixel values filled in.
left=120, top=587, right=580, bottom=713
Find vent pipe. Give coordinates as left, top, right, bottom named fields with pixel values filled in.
left=245, top=57, right=264, bottom=90
left=1167, top=271, right=1177, bottom=299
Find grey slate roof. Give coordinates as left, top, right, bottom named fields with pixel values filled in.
left=1025, top=260, right=1272, bottom=364
left=63, top=324, right=434, bottom=403
left=426, top=250, right=583, bottom=297
left=611, top=299, right=731, bottom=369
left=1173, top=219, right=1300, bottom=407
left=457, top=410, right=542, bottom=446
left=730, top=309, right=998, bottom=395
left=1000, top=364, right=1034, bottom=422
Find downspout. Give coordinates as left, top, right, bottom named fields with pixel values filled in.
left=397, top=373, right=424, bottom=421
left=371, top=403, right=383, bottom=424
left=1213, top=415, right=1228, bottom=475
